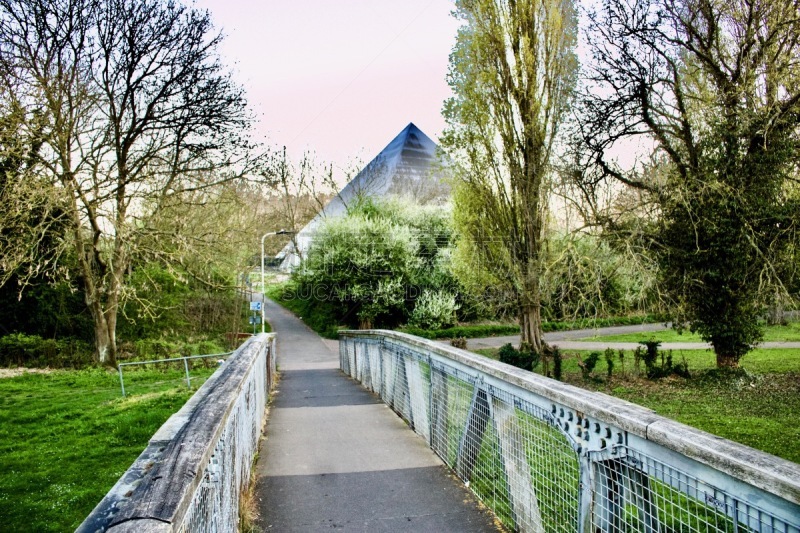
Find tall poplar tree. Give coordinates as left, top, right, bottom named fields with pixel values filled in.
left=442, top=0, right=578, bottom=352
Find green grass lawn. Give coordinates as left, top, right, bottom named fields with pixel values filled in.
left=0, top=366, right=217, bottom=532
left=473, top=346, right=800, bottom=463
left=581, top=321, right=800, bottom=343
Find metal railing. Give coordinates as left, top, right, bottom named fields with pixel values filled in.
left=78, top=333, right=277, bottom=533
left=117, top=352, right=233, bottom=397
left=340, top=330, right=800, bottom=533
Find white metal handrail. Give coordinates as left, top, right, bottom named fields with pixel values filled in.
left=340, top=329, right=800, bottom=533
left=77, top=333, right=277, bottom=533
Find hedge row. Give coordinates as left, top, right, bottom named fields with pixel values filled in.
left=397, top=314, right=663, bottom=340
left=0, top=334, right=228, bottom=368
left=0, top=334, right=94, bottom=368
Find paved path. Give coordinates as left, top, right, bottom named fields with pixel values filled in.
left=464, top=323, right=800, bottom=351
left=253, top=298, right=499, bottom=532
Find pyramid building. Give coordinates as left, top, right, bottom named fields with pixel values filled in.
left=279, top=123, right=450, bottom=270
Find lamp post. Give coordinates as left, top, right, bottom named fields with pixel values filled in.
left=260, top=229, right=292, bottom=333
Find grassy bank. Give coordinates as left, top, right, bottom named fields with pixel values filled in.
left=473, top=346, right=800, bottom=463
left=0, top=367, right=216, bottom=532
left=577, top=321, right=800, bottom=343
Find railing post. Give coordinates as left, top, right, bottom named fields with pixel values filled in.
left=429, top=363, right=449, bottom=454
left=456, top=384, right=490, bottom=482
left=578, top=453, right=595, bottom=533
left=404, top=356, right=430, bottom=441
left=396, top=350, right=413, bottom=427
left=491, top=396, right=544, bottom=533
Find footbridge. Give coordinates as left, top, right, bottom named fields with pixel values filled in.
left=80, top=299, right=800, bottom=532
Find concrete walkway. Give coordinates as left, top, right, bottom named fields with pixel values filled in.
left=253, top=298, right=499, bottom=532
left=465, top=323, right=800, bottom=351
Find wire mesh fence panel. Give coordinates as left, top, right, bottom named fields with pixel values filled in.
left=340, top=331, right=800, bottom=533
left=432, top=368, right=476, bottom=468
left=490, top=387, right=581, bottom=533
left=175, top=342, right=268, bottom=532
left=593, top=447, right=800, bottom=533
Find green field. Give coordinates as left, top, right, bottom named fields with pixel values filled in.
left=0, top=366, right=216, bottom=532
left=580, top=321, right=800, bottom=343
left=473, top=347, right=800, bottom=463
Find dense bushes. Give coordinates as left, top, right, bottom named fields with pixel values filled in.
left=0, top=279, right=93, bottom=341
left=0, top=262, right=242, bottom=368
left=289, top=198, right=465, bottom=331
left=0, top=334, right=94, bottom=368
left=117, top=264, right=239, bottom=340
left=286, top=197, right=663, bottom=336
left=409, top=290, right=459, bottom=330
left=399, top=314, right=660, bottom=340
left=498, top=343, right=539, bottom=371
left=541, top=234, right=658, bottom=320
left=0, top=333, right=227, bottom=368
left=399, top=323, right=520, bottom=339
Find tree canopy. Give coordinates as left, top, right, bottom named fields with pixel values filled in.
left=574, top=0, right=800, bottom=367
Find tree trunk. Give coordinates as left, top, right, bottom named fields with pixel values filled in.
left=89, top=303, right=118, bottom=366
left=519, top=304, right=544, bottom=354
left=767, top=291, right=784, bottom=326
left=714, top=351, right=739, bottom=369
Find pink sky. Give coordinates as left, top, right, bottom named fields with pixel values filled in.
left=195, top=0, right=460, bottom=175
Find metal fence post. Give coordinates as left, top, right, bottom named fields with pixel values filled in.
left=578, top=454, right=595, bottom=533
left=491, top=395, right=544, bottom=533
left=184, top=357, right=191, bottom=389
left=429, top=363, right=449, bottom=455
left=119, top=365, right=126, bottom=398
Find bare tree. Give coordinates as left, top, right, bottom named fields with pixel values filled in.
left=442, top=0, right=578, bottom=352
left=0, top=0, right=254, bottom=364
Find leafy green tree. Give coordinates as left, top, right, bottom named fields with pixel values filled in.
left=296, top=204, right=419, bottom=329
left=542, top=233, right=658, bottom=320
left=442, top=0, right=578, bottom=352
left=576, top=0, right=800, bottom=367
left=292, top=198, right=459, bottom=331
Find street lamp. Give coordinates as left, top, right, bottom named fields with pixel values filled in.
left=260, top=229, right=293, bottom=333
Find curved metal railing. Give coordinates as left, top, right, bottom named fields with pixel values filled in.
left=340, top=330, right=800, bottom=533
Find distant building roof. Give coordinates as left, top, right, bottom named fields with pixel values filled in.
left=279, top=123, right=449, bottom=270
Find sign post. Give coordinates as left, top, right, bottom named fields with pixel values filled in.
left=249, top=302, right=262, bottom=335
